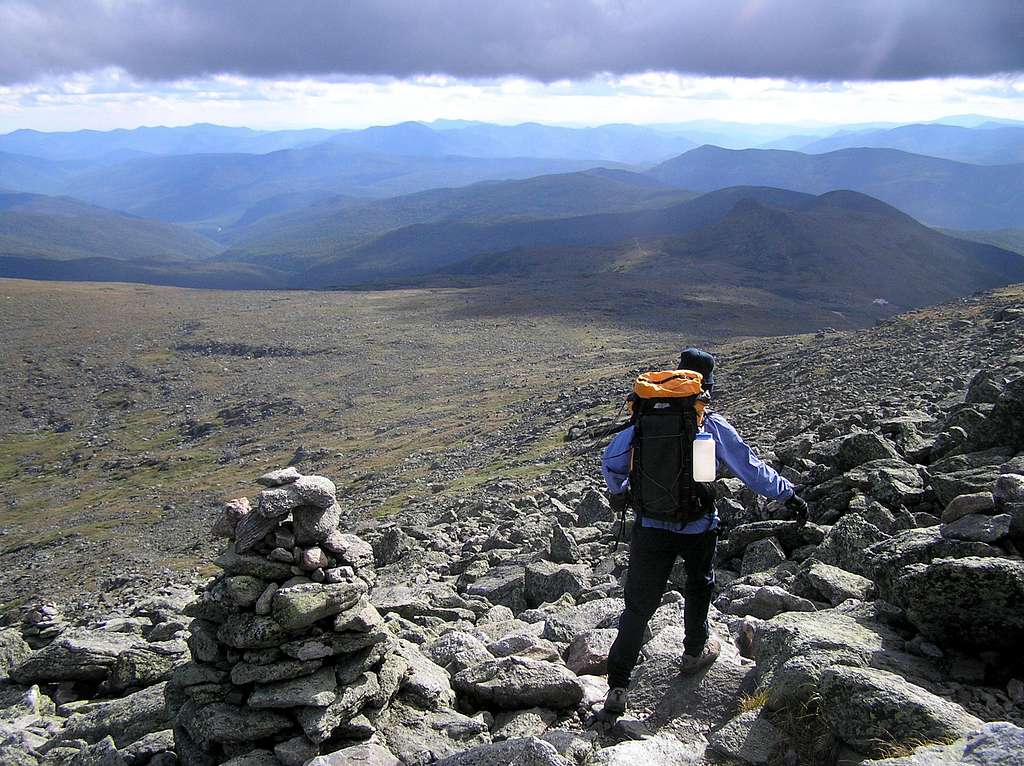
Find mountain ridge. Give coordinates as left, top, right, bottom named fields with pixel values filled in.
left=649, top=145, right=1024, bottom=229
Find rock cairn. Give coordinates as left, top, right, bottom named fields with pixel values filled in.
left=170, top=468, right=399, bottom=765
left=19, top=603, right=67, bottom=649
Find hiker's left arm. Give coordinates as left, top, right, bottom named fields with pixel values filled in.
left=704, top=413, right=794, bottom=500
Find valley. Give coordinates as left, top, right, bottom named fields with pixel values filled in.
left=0, top=277, right=691, bottom=607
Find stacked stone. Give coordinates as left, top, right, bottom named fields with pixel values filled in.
left=169, top=468, right=398, bottom=766
left=20, top=602, right=67, bottom=648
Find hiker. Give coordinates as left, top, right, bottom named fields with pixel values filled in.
left=599, top=347, right=807, bottom=716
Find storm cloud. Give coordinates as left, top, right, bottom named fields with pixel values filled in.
left=2, top=0, right=1023, bottom=85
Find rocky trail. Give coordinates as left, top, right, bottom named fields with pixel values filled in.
left=2, top=286, right=1024, bottom=765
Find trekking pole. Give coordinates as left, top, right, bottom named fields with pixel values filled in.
left=601, top=396, right=631, bottom=439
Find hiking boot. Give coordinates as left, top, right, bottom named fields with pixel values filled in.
left=678, top=635, right=721, bottom=675
left=603, top=686, right=628, bottom=715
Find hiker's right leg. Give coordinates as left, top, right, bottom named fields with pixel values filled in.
left=606, top=523, right=678, bottom=690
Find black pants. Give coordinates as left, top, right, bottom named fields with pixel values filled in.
left=606, top=522, right=717, bottom=689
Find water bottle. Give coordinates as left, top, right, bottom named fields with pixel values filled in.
left=692, top=432, right=716, bottom=482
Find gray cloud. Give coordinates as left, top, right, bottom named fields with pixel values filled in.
left=2, top=0, right=1023, bottom=85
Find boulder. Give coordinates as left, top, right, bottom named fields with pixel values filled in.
left=220, top=575, right=268, bottom=608
left=292, top=475, right=337, bottom=508
left=281, top=627, right=389, bottom=660
left=422, top=631, right=493, bottom=674
left=862, top=527, right=1002, bottom=601
left=216, top=614, right=288, bottom=649
left=214, top=551, right=293, bottom=581
left=965, top=370, right=1006, bottom=404
left=491, top=708, right=558, bottom=741
left=256, top=466, right=302, bottom=486
left=435, top=736, right=570, bottom=766
left=295, top=672, right=378, bottom=743
left=368, top=699, right=490, bottom=764
left=524, top=562, right=591, bottom=608
left=707, top=709, right=785, bottom=765
left=293, top=503, right=342, bottom=546
left=373, top=526, right=415, bottom=566
left=107, top=641, right=187, bottom=691
left=630, top=626, right=756, bottom=736
left=753, top=607, right=941, bottom=712
left=542, top=598, right=622, bottom=643
left=718, top=520, right=826, bottom=561
left=322, top=532, right=375, bottom=571
left=893, top=557, right=1024, bottom=655
left=67, top=736, right=127, bottom=766
left=795, top=561, right=875, bottom=605
left=306, top=743, right=401, bottom=766
left=56, top=681, right=169, bottom=747
left=211, top=497, right=252, bottom=538
left=488, top=633, right=562, bottom=663
left=549, top=525, right=581, bottom=564
left=221, top=750, right=278, bottom=766
left=942, top=492, right=995, bottom=523
left=966, top=377, right=1024, bottom=451
left=931, top=468, right=1002, bottom=508
left=256, top=485, right=303, bottom=519
left=394, top=639, right=458, bottom=711
left=931, top=447, right=1013, bottom=474
left=0, top=629, right=31, bottom=683
left=717, top=585, right=817, bottom=620
left=466, top=566, right=527, bottom=613
left=843, top=459, right=925, bottom=508
left=178, top=700, right=292, bottom=749
left=940, top=513, right=1012, bottom=543
left=248, top=666, right=338, bottom=708
left=640, top=623, right=689, bottom=662
left=994, top=473, right=1024, bottom=507
left=859, top=721, right=1024, bottom=765
left=122, top=730, right=176, bottom=765
left=807, top=431, right=901, bottom=473
left=452, top=657, right=584, bottom=710
left=576, top=490, right=613, bottom=526
left=564, top=629, right=616, bottom=675
left=272, top=580, right=367, bottom=632
left=230, top=658, right=321, bottom=685
left=741, top=538, right=786, bottom=575
left=233, top=511, right=279, bottom=553
left=592, top=735, right=703, bottom=765
left=813, top=514, right=889, bottom=575
left=818, top=665, right=983, bottom=757
left=10, top=629, right=143, bottom=684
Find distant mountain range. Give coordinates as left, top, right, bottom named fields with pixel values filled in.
left=2, top=144, right=632, bottom=230
left=3, top=178, right=1019, bottom=328
left=0, top=192, right=218, bottom=261
left=2, top=119, right=1024, bottom=233
left=943, top=228, right=1024, bottom=256
left=291, top=186, right=816, bottom=287
left=649, top=146, right=1024, bottom=229
left=796, top=123, right=1024, bottom=165
left=219, top=169, right=697, bottom=270
left=0, top=123, right=342, bottom=161
left=0, top=120, right=699, bottom=166
left=423, top=189, right=1024, bottom=331
left=1, top=118, right=1022, bottom=324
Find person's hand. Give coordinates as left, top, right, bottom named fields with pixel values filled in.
left=608, top=492, right=629, bottom=513
left=785, top=494, right=808, bottom=526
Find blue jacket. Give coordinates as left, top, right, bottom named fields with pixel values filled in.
left=601, top=410, right=793, bottom=534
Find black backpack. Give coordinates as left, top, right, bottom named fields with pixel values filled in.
left=629, top=376, right=714, bottom=525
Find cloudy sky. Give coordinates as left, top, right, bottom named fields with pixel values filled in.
left=2, top=0, right=1023, bottom=132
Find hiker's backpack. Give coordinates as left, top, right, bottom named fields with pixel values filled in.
left=628, top=369, right=714, bottom=524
